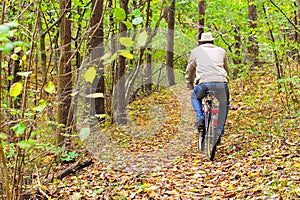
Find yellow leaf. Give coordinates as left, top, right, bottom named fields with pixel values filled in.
left=85, top=67, right=97, bottom=83
left=44, top=81, right=56, bottom=94
left=9, top=82, right=23, bottom=97
left=228, top=184, right=235, bottom=190
left=120, top=50, right=134, bottom=59
left=11, top=53, right=19, bottom=60
left=295, top=162, right=300, bottom=168
left=119, top=37, right=133, bottom=47
left=250, top=141, right=257, bottom=147
left=85, top=93, right=104, bottom=98
left=22, top=54, right=27, bottom=61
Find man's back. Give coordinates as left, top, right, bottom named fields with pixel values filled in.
left=188, top=43, right=228, bottom=84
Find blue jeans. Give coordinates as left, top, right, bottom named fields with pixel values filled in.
left=191, top=82, right=230, bottom=134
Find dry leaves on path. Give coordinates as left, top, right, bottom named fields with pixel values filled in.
left=48, top=72, right=300, bottom=199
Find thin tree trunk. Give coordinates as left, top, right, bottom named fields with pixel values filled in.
left=89, top=0, right=105, bottom=119
left=57, top=0, right=72, bottom=146
left=296, top=0, right=300, bottom=64
left=115, top=0, right=128, bottom=124
left=144, top=0, right=152, bottom=92
left=233, top=26, right=242, bottom=78
left=107, top=0, right=116, bottom=121
left=197, top=0, right=205, bottom=44
left=247, top=0, right=259, bottom=71
left=0, top=1, right=11, bottom=198
left=166, top=0, right=175, bottom=86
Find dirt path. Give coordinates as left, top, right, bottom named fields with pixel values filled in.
left=49, top=82, right=300, bottom=199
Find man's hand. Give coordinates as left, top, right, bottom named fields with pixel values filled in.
left=187, top=83, right=193, bottom=90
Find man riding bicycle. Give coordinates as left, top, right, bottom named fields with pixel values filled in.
left=185, top=32, right=230, bottom=137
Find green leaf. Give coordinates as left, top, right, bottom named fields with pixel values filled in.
left=17, top=71, right=32, bottom=77
left=9, top=82, right=23, bottom=97
left=11, top=53, right=19, bottom=60
left=7, top=75, right=14, bottom=81
left=95, top=114, right=106, bottom=119
left=132, top=17, right=143, bottom=25
left=119, top=37, right=133, bottom=47
left=33, top=99, right=47, bottom=112
left=13, top=123, right=26, bottom=135
left=79, top=128, right=90, bottom=141
left=14, top=46, right=22, bottom=53
left=114, top=8, right=126, bottom=21
left=73, top=0, right=81, bottom=6
left=4, top=43, right=14, bottom=54
left=85, top=93, right=104, bottom=98
left=0, top=133, right=8, bottom=140
left=17, top=139, right=35, bottom=150
left=85, top=67, right=97, bottom=84
left=44, top=81, right=56, bottom=94
left=0, top=24, right=10, bottom=34
left=119, top=50, right=134, bottom=59
left=131, top=9, right=141, bottom=17
left=137, top=31, right=148, bottom=47
left=122, top=21, right=133, bottom=29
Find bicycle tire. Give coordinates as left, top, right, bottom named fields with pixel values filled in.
left=205, top=94, right=219, bottom=161
left=198, top=126, right=205, bottom=151
left=207, top=117, right=217, bottom=161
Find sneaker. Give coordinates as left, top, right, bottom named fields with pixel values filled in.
left=194, top=118, right=204, bottom=128
left=198, top=125, right=205, bottom=138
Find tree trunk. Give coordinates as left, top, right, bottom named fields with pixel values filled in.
left=232, top=26, right=242, bottom=78
left=88, top=0, right=105, bottom=119
left=166, top=0, right=175, bottom=86
left=0, top=3, right=10, bottom=199
left=115, top=0, right=128, bottom=124
left=57, top=0, right=73, bottom=146
left=197, top=0, right=205, bottom=44
left=144, top=0, right=152, bottom=92
left=296, top=0, right=300, bottom=64
left=247, top=0, right=259, bottom=71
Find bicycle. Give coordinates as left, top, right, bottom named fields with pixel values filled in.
left=198, top=91, right=221, bottom=161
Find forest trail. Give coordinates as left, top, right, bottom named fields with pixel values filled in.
left=49, top=74, right=300, bottom=199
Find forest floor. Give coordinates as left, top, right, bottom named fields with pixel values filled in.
left=48, top=70, right=300, bottom=200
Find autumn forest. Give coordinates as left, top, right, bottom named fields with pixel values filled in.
left=0, top=0, right=299, bottom=199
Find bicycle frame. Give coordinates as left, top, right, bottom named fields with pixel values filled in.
left=198, top=91, right=220, bottom=161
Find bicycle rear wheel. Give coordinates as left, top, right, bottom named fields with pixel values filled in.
left=206, top=121, right=217, bottom=161
left=205, top=96, right=219, bottom=161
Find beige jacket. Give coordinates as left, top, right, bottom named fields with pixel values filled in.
left=185, top=43, right=229, bottom=87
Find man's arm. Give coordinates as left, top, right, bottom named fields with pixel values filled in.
left=185, top=57, right=196, bottom=89
left=223, top=56, right=229, bottom=75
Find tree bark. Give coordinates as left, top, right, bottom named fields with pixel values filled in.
left=144, top=0, right=152, bottom=92
left=166, top=0, right=175, bottom=86
left=296, top=0, right=300, bottom=64
left=88, top=0, right=105, bottom=119
left=115, top=0, right=128, bottom=124
left=247, top=0, right=259, bottom=71
left=197, top=0, right=205, bottom=44
left=57, top=0, right=73, bottom=146
left=232, top=26, right=242, bottom=78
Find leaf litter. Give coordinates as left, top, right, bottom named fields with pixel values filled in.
left=48, top=70, right=299, bottom=199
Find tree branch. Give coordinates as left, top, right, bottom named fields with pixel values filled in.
left=269, top=0, right=299, bottom=31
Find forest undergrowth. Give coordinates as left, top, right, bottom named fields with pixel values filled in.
left=47, top=69, right=300, bottom=199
